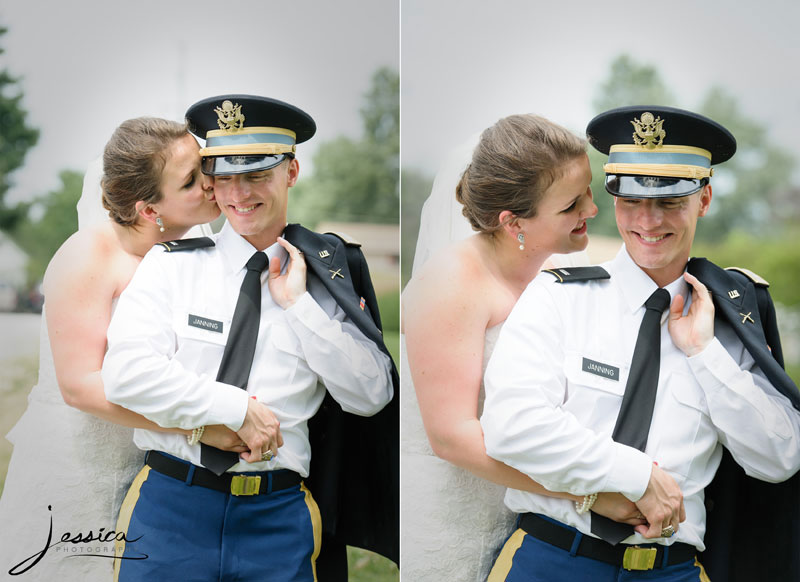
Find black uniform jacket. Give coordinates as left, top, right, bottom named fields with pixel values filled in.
left=283, top=224, right=399, bottom=575
left=688, top=258, right=800, bottom=581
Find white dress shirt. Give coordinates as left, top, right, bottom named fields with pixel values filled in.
left=481, top=245, right=800, bottom=550
left=103, top=221, right=393, bottom=477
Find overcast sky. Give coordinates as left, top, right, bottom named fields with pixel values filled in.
left=1, top=0, right=398, bottom=204
left=402, top=0, right=800, bottom=181
left=3, top=1, right=799, bottom=202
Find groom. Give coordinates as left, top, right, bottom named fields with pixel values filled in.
left=103, top=95, right=397, bottom=581
left=481, top=106, right=800, bottom=580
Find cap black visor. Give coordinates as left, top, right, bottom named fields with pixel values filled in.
left=606, top=175, right=706, bottom=198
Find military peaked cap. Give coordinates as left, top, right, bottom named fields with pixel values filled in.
left=586, top=105, right=736, bottom=198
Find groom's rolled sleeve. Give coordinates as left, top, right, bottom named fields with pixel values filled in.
left=480, top=277, right=652, bottom=501
left=103, top=248, right=248, bottom=431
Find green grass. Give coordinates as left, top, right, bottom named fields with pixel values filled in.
left=0, top=355, right=38, bottom=497
left=347, top=547, right=399, bottom=582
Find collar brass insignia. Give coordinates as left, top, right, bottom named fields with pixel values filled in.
left=215, top=100, right=245, bottom=132
left=631, top=111, right=665, bottom=149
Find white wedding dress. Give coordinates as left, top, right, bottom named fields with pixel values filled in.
left=401, top=326, right=515, bottom=582
left=401, top=135, right=589, bottom=581
left=0, top=308, right=144, bottom=580
left=0, top=158, right=210, bottom=580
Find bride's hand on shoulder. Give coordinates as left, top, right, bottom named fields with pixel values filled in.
left=591, top=492, right=647, bottom=526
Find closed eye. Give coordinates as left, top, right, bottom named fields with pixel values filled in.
left=561, top=196, right=580, bottom=213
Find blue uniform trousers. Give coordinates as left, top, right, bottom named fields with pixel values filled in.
left=488, top=523, right=710, bottom=582
left=113, top=458, right=321, bottom=582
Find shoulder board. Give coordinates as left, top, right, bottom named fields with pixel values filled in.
left=324, top=231, right=361, bottom=247
left=156, top=237, right=215, bottom=253
left=725, top=267, right=769, bottom=287
left=542, top=266, right=610, bottom=283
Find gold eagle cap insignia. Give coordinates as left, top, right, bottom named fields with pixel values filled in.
left=215, top=100, right=245, bottom=132
left=631, top=111, right=666, bottom=148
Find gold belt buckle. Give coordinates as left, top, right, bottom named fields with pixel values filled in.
left=622, top=546, right=657, bottom=571
left=230, top=475, right=261, bottom=496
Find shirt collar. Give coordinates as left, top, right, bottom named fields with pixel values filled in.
left=216, top=221, right=288, bottom=276
left=611, top=245, right=689, bottom=317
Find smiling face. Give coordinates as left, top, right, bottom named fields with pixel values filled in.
left=153, top=134, right=221, bottom=231
left=519, top=154, right=598, bottom=256
left=212, top=157, right=299, bottom=249
left=614, top=185, right=712, bottom=286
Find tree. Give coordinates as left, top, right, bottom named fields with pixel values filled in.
left=592, top=55, right=677, bottom=115
left=697, top=87, right=798, bottom=240
left=0, top=25, right=40, bottom=231
left=289, top=67, right=399, bottom=226
left=12, top=170, right=82, bottom=286
left=361, top=67, right=399, bottom=158
left=589, top=55, right=797, bottom=243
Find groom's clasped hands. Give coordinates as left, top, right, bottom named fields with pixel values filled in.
left=200, top=397, right=285, bottom=463
left=590, top=462, right=685, bottom=538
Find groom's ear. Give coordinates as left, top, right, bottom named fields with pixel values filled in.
left=135, top=200, right=159, bottom=225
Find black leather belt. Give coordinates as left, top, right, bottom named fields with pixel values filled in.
left=145, top=451, right=301, bottom=496
left=519, top=513, right=697, bottom=571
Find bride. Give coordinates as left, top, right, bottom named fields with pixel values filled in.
left=401, top=114, right=643, bottom=581
left=0, top=117, right=241, bottom=579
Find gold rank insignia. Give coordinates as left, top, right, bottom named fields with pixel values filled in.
left=215, top=100, right=245, bottom=132
left=631, top=111, right=666, bottom=148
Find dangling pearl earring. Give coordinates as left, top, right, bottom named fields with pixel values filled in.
left=156, top=217, right=165, bottom=233
left=517, top=232, right=525, bottom=251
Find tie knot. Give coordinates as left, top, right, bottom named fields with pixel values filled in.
left=246, top=251, right=268, bottom=273
left=645, top=288, right=671, bottom=313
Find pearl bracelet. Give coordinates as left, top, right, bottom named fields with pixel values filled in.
left=186, top=426, right=206, bottom=446
left=574, top=492, right=598, bottom=515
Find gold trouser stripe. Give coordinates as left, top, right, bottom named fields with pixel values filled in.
left=113, top=466, right=151, bottom=582
left=487, top=528, right=526, bottom=582
left=301, top=482, right=322, bottom=582
left=695, top=557, right=711, bottom=582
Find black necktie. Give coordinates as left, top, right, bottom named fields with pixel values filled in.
left=200, top=251, right=268, bottom=475
left=591, top=287, right=671, bottom=544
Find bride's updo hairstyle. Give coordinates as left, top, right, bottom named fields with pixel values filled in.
left=455, top=114, right=586, bottom=233
left=101, top=117, right=189, bottom=226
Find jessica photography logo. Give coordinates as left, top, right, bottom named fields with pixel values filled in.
left=7, top=505, right=146, bottom=576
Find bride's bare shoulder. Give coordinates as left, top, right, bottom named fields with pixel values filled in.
left=404, top=236, right=494, bottom=310
left=42, top=223, right=120, bottom=293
